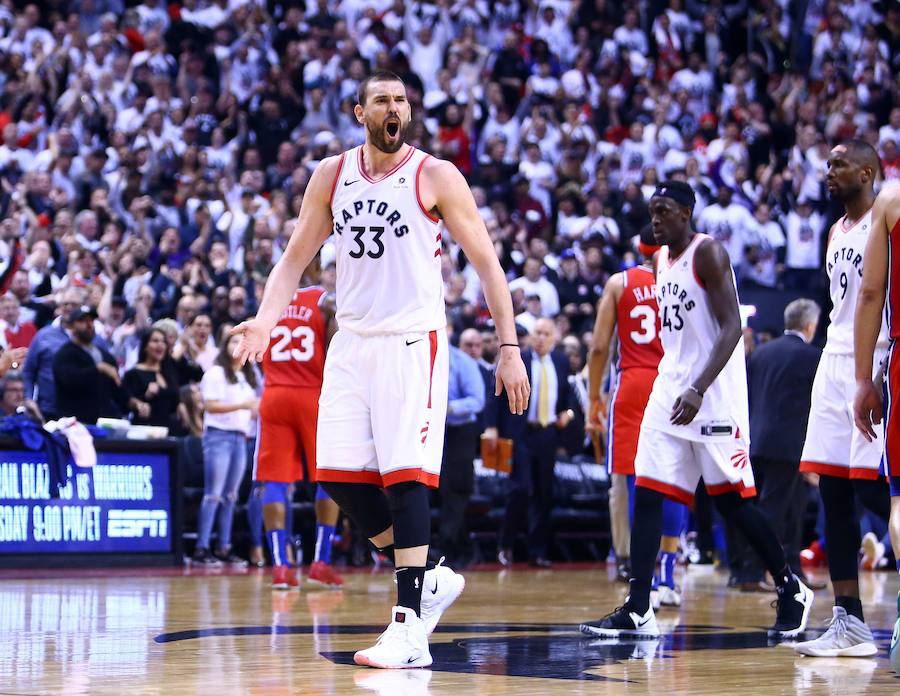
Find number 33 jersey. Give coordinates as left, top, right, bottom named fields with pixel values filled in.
left=262, top=287, right=328, bottom=389
left=824, top=209, right=888, bottom=355
left=329, top=146, right=445, bottom=335
left=643, top=233, right=750, bottom=444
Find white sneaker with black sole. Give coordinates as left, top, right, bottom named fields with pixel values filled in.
left=580, top=603, right=660, bottom=639
left=354, top=606, right=433, bottom=669
left=792, top=606, right=877, bottom=657
left=657, top=585, right=681, bottom=607
left=419, top=558, right=465, bottom=635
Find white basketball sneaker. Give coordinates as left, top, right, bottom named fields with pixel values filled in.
left=354, top=606, right=433, bottom=669
left=792, top=607, right=877, bottom=657
left=420, top=558, right=466, bottom=635
left=657, top=585, right=682, bottom=607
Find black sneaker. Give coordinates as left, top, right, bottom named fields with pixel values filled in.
left=192, top=548, right=223, bottom=566
left=215, top=550, right=249, bottom=567
left=769, top=575, right=814, bottom=638
left=580, top=604, right=659, bottom=639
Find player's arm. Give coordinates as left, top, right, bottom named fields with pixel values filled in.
left=231, top=156, right=342, bottom=364
left=587, top=272, right=623, bottom=433
left=853, top=185, right=899, bottom=440
left=424, top=158, right=530, bottom=415
left=671, top=238, right=742, bottom=425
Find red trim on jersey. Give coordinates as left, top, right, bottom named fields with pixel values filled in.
left=691, top=235, right=709, bottom=289
left=664, top=233, right=704, bottom=268
left=705, top=481, right=757, bottom=498
left=357, top=145, right=415, bottom=184
left=315, top=467, right=440, bottom=489
left=838, top=207, right=873, bottom=234
left=382, top=467, right=440, bottom=488
left=434, top=249, right=441, bottom=257
left=635, top=476, right=695, bottom=506
left=800, top=460, right=851, bottom=478
left=415, top=154, right=441, bottom=223
left=427, top=329, right=438, bottom=408
left=328, top=152, right=345, bottom=207
left=316, top=469, right=385, bottom=486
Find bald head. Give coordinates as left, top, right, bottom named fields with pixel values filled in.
left=531, top=318, right=557, bottom=357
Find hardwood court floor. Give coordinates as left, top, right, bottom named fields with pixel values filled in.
left=0, top=563, right=898, bottom=695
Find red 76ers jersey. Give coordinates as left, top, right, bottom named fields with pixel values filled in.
left=262, top=287, right=328, bottom=389
left=616, top=266, right=664, bottom=371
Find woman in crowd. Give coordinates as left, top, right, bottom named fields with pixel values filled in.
left=193, top=332, right=259, bottom=566
left=122, top=328, right=181, bottom=430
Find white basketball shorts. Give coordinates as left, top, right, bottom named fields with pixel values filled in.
left=634, top=425, right=756, bottom=505
left=800, top=350, right=886, bottom=480
left=316, top=327, right=448, bottom=488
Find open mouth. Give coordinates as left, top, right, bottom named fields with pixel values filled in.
left=385, top=121, right=400, bottom=138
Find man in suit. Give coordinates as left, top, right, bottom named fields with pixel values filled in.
left=484, top=317, right=572, bottom=567
left=731, top=298, right=822, bottom=588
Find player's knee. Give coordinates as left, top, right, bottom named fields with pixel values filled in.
left=710, top=491, right=744, bottom=518
left=262, top=481, right=291, bottom=506
left=202, top=494, right=221, bottom=506
left=384, top=481, right=431, bottom=549
left=223, top=491, right=239, bottom=505
left=319, top=481, right=392, bottom=538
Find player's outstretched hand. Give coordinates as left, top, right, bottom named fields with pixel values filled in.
left=230, top=318, right=271, bottom=365
left=495, top=348, right=530, bottom=415
left=853, top=378, right=883, bottom=443
left=670, top=388, right=702, bottom=426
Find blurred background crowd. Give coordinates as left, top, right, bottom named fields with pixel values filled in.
left=0, top=0, right=896, bottom=567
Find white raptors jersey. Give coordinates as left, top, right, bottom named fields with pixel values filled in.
left=643, top=233, right=750, bottom=445
left=329, top=145, right=445, bottom=335
left=824, top=210, right=889, bottom=355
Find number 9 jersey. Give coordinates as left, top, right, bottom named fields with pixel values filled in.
left=262, top=287, right=328, bottom=389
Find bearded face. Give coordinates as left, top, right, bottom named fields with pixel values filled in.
left=358, top=80, right=411, bottom=154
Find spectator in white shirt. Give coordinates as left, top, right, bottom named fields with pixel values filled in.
left=782, top=196, right=825, bottom=290
left=194, top=332, right=259, bottom=566
left=613, top=9, right=648, bottom=56
left=743, top=203, right=786, bottom=288
left=509, top=257, right=560, bottom=317
left=696, top=186, right=754, bottom=277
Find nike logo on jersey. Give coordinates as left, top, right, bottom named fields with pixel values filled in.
left=406, top=339, right=423, bottom=346
left=343, top=179, right=359, bottom=186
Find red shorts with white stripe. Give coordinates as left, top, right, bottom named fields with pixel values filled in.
left=883, top=341, right=900, bottom=497
left=608, top=367, right=657, bottom=475
left=633, top=425, right=756, bottom=506
left=254, top=385, right=319, bottom=483
left=316, top=328, right=448, bottom=489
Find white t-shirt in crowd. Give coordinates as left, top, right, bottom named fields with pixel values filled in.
left=784, top=211, right=825, bottom=270
left=201, top=365, right=255, bottom=434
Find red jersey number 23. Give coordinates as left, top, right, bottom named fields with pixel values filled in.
left=270, top=326, right=315, bottom=362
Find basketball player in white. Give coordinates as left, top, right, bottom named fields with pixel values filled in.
left=794, top=141, right=893, bottom=658
left=232, top=71, right=530, bottom=669
left=581, top=180, right=814, bottom=640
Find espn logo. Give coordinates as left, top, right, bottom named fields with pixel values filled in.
left=108, top=510, right=169, bottom=538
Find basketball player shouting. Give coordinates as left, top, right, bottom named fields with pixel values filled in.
left=853, top=182, right=900, bottom=672
left=581, top=181, right=813, bottom=640
left=793, top=141, right=891, bottom=659
left=588, top=227, right=688, bottom=608
left=232, top=71, right=530, bottom=669
left=253, top=259, right=346, bottom=590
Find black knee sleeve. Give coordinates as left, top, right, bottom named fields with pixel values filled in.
left=712, top=492, right=788, bottom=577
left=384, top=481, right=431, bottom=549
left=853, top=478, right=891, bottom=521
left=318, top=481, right=392, bottom=539
left=820, top=475, right=861, bottom=583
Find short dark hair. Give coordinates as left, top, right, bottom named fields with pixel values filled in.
left=842, top=139, right=883, bottom=179
left=357, top=71, right=405, bottom=106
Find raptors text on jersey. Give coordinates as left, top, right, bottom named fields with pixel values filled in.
left=328, top=145, right=445, bottom=335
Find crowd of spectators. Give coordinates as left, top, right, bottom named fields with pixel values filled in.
left=0, top=1, right=894, bottom=500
